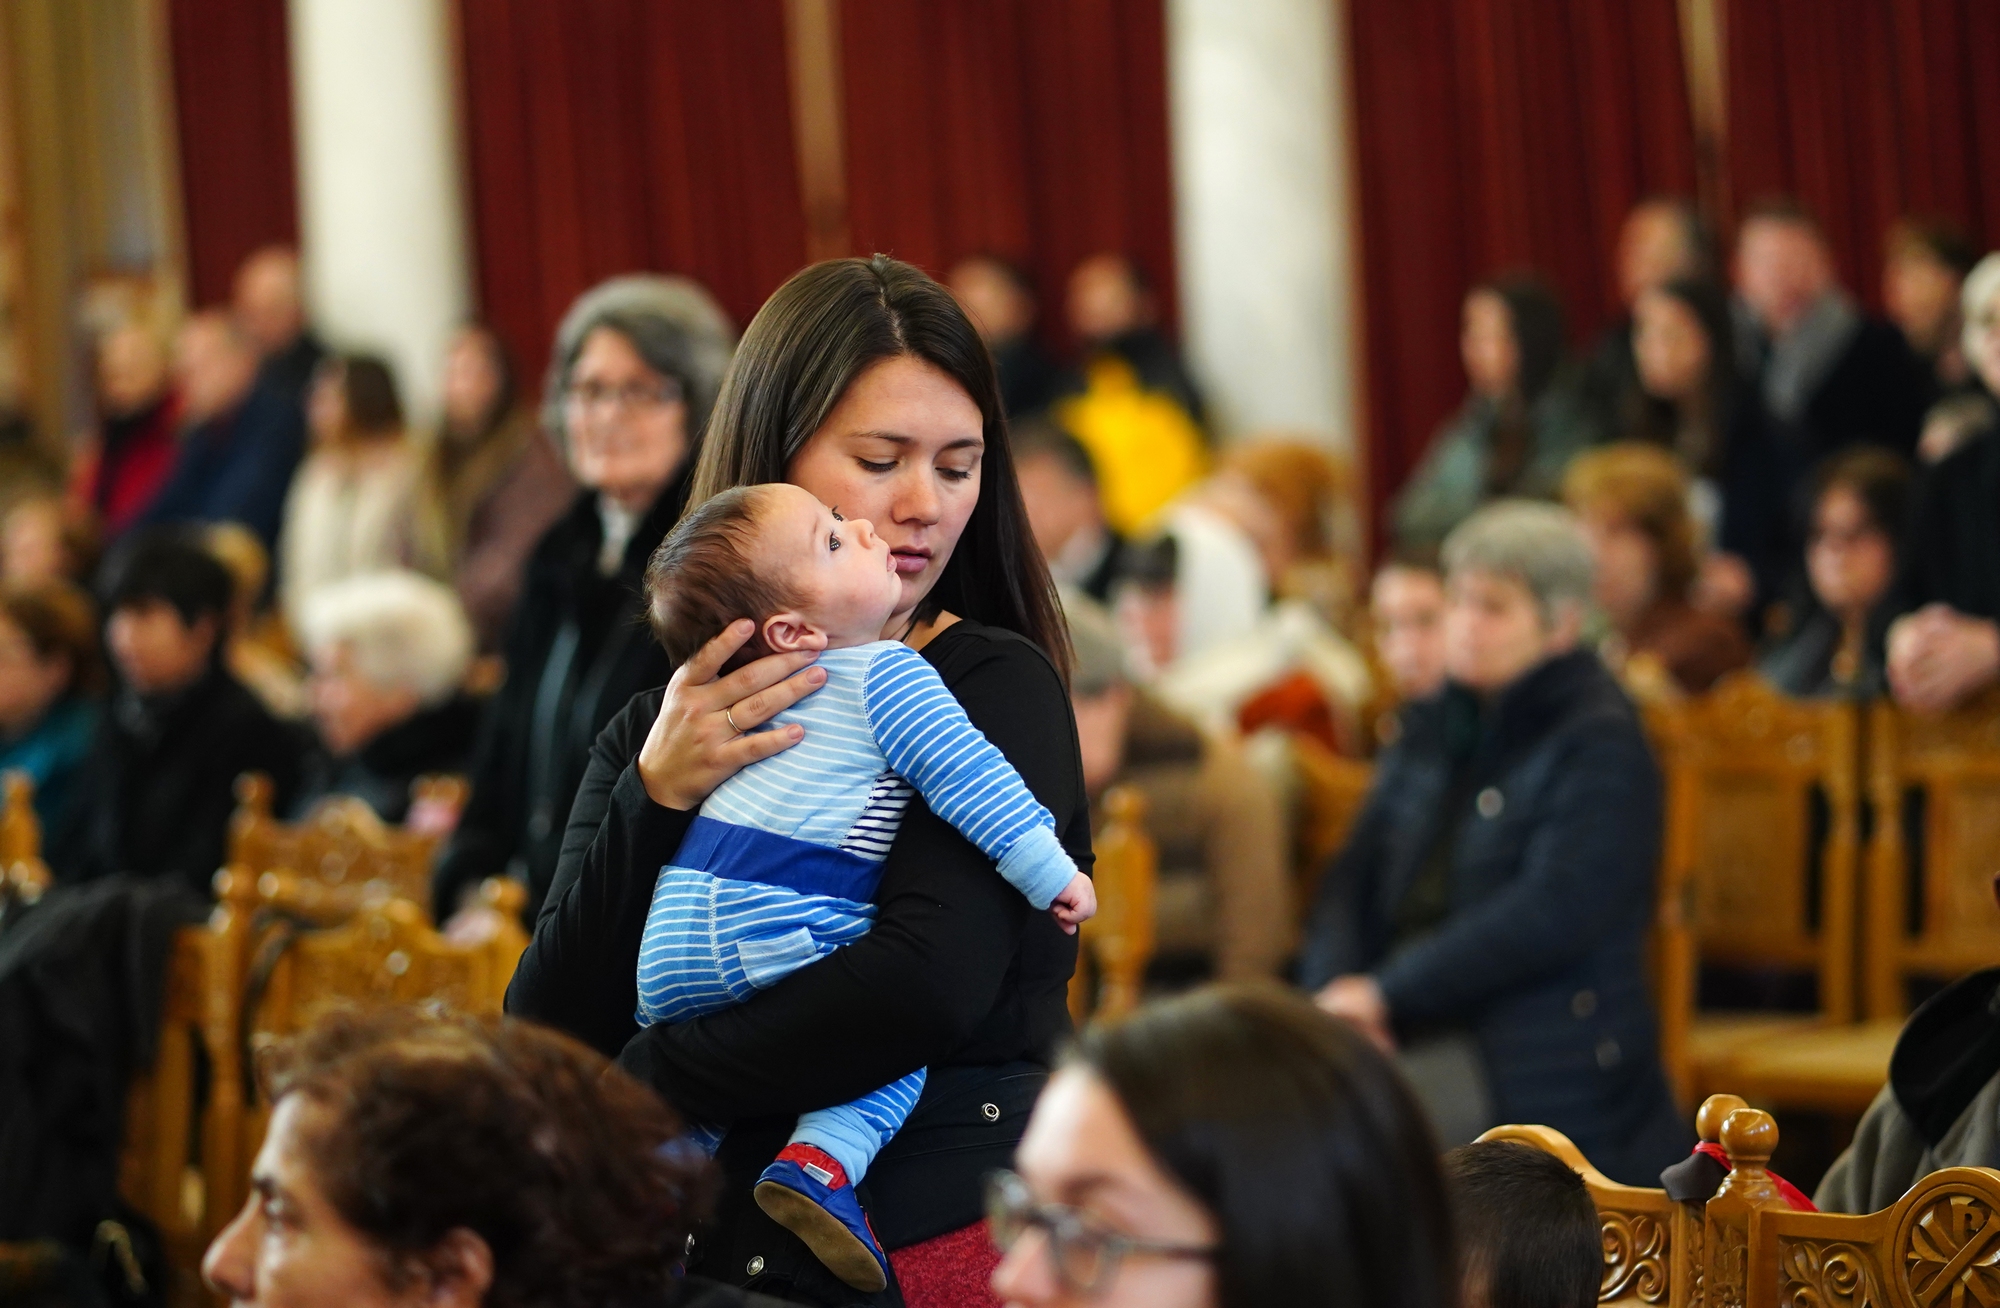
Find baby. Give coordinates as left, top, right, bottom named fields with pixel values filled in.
left=640, top=482, right=1096, bottom=1291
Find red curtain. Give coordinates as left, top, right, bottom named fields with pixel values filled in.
left=168, top=0, right=299, bottom=308
left=457, top=0, right=808, bottom=390
left=1726, top=0, right=2000, bottom=309
left=1347, top=0, right=1697, bottom=535
left=836, top=0, right=1178, bottom=353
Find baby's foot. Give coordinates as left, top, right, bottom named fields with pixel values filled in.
left=753, top=1143, right=889, bottom=1292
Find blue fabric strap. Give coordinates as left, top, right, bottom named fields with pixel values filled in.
left=676, top=815, right=884, bottom=903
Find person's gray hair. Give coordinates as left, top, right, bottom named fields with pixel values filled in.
left=1060, top=587, right=1129, bottom=697
left=1440, top=500, right=1595, bottom=624
left=1961, top=252, right=2000, bottom=381
left=296, top=570, right=474, bottom=705
left=542, top=274, right=737, bottom=447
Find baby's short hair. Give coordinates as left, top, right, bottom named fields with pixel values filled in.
left=1444, top=1140, right=1601, bottom=1308
left=644, top=485, right=803, bottom=673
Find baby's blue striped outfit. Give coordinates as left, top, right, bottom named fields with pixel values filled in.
left=636, top=640, right=1077, bottom=1185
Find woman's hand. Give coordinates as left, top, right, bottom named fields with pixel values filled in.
left=1888, top=604, right=2000, bottom=713
left=637, top=620, right=827, bottom=810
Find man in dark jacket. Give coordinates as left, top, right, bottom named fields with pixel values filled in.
left=142, top=312, right=308, bottom=551
left=68, top=534, right=303, bottom=894
left=1302, top=500, right=1685, bottom=1185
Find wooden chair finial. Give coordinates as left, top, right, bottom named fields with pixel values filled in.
left=1697, top=1093, right=1749, bottom=1144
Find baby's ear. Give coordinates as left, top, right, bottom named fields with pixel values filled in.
left=761, top=612, right=829, bottom=654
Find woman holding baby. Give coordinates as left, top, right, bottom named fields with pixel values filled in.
left=509, top=256, right=1090, bottom=1306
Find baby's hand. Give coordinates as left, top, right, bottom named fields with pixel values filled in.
left=1049, top=872, right=1097, bottom=935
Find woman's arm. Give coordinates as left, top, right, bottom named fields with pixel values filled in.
left=616, top=633, right=1088, bottom=1126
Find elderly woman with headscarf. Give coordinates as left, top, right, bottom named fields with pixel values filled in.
left=432, top=276, right=734, bottom=921
left=1392, top=276, right=1591, bottom=558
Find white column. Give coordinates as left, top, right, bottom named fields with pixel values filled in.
left=1167, top=0, right=1357, bottom=452
left=287, top=0, right=467, bottom=423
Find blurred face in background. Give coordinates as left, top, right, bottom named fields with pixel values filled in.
left=309, top=643, right=420, bottom=757
left=1068, top=255, right=1148, bottom=345
left=1633, top=289, right=1712, bottom=402
left=1735, top=218, right=1833, bottom=338
left=949, top=258, right=1036, bottom=347
left=1071, top=682, right=1135, bottom=797
left=441, top=330, right=505, bottom=438
left=1617, top=204, right=1698, bottom=307
left=233, top=248, right=305, bottom=358
left=1963, top=282, right=2000, bottom=394
left=107, top=601, right=216, bottom=696
left=1371, top=565, right=1448, bottom=701
left=306, top=363, right=349, bottom=448
left=563, top=326, right=689, bottom=513
left=1808, top=485, right=1895, bottom=624
left=1460, top=290, right=1519, bottom=401
left=1884, top=247, right=1962, bottom=355
left=2, top=499, right=68, bottom=587
left=1017, top=449, right=1104, bottom=563
left=1577, top=508, right=1659, bottom=631
left=0, top=612, right=71, bottom=737
left=97, top=324, right=171, bottom=418
left=1444, top=568, right=1573, bottom=693
left=176, top=315, right=260, bottom=425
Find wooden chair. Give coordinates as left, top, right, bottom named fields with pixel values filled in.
left=1861, top=691, right=2000, bottom=1020
left=228, top=773, right=465, bottom=920
left=1, top=769, right=51, bottom=902
left=1290, top=734, right=1373, bottom=911
left=1743, top=1161, right=2000, bottom=1308
left=1069, top=785, right=1157, bottom=1024
left=237, top=879, right=530, bottom=1175
left=1644, top=675, right=1863, bottom=1105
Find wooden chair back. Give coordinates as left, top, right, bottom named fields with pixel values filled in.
left=1069, top=785, right=1157, bottom=1024
left=120, top=869, right=259, bottom=1308
left=1863, top=691, right=2000, bottom=1018
left=1744, top=1162, right=2000, bottom=1308
left=229, top=773, right=463, bottom=917
left=238, top=879, right=529, bottom=1163
left=1645, top=677, right=1863, bottom=1080
left=1291, top=734, right=1374, bottom=910
left=1, top=769, right=50, bottom=900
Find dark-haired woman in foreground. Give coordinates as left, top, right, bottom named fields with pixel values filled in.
left=991, top=984, right=1456, bottom=1308
left=201, top=1008, right=786, bottom=1308
left=508, top=255, right=1088, bottom=1306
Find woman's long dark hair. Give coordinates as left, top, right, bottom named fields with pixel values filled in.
left=689, top=255, right=1069, bottom=675
left=1628, top=275, right=1737, bottom=476
left=1073, top=985, right=1459, bottom=1308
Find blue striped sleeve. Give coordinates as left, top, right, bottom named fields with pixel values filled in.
left=861, top=643, right=1078, bottom=909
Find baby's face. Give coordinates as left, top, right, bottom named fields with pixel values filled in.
left=758, top=484, right=904, bottom=646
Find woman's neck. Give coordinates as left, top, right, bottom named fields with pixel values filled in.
left=891, top=610, right=961, bottom=652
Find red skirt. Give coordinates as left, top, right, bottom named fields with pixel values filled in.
left=889, top=1221, right=1002, bottom=1308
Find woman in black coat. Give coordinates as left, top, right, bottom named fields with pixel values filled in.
left=432, top=277, right=735, bottom=920
left=1302, top=501, right=1684, bottom=1186
left=507, top=256, right=1086, bottom=1306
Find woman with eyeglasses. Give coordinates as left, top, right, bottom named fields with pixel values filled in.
left=431, top=277, right=735, bottom=923
left=989, top=984, right=1457, bottom=1308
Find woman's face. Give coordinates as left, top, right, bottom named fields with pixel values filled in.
left=308, top=643, right=421, bottom=758
left=993, top=1067, right=1218, bottom=1308
left=306, top=365, right=348, bottom=446
left=1461, top=290, right=1520, bottom=400
left=204, top=1096, right=473, bottom=1308
left=1444, top=568, right=1567, bottom=693
left=1578, top=507, right=1660, bottom=630
left=563, top=326, right=690, bottom=511
left=1808, top=485, right=1894, bottom=621
left=441, top=331, right=503, bottom=436
left=0, top=614, right=70, bottom=736
left=786, top=354, right=984, bottom=637
left=1634, top=289, right=1712, bottom=401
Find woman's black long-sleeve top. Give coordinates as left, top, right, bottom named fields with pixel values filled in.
left=507, top=619, right=1090, bottom=1302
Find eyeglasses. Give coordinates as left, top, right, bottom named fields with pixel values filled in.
left=985, top=1169, right=1216, bottom=1297
left=564, top=378, right=680, bottom=414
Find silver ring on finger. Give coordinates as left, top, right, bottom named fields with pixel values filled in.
left=724, top=706, right=745, bottom=736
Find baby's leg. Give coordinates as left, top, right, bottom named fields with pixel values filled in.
left=754, top=1068, right=927, bottom=1293
left=790, top=1068, right=926, bottom=1184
